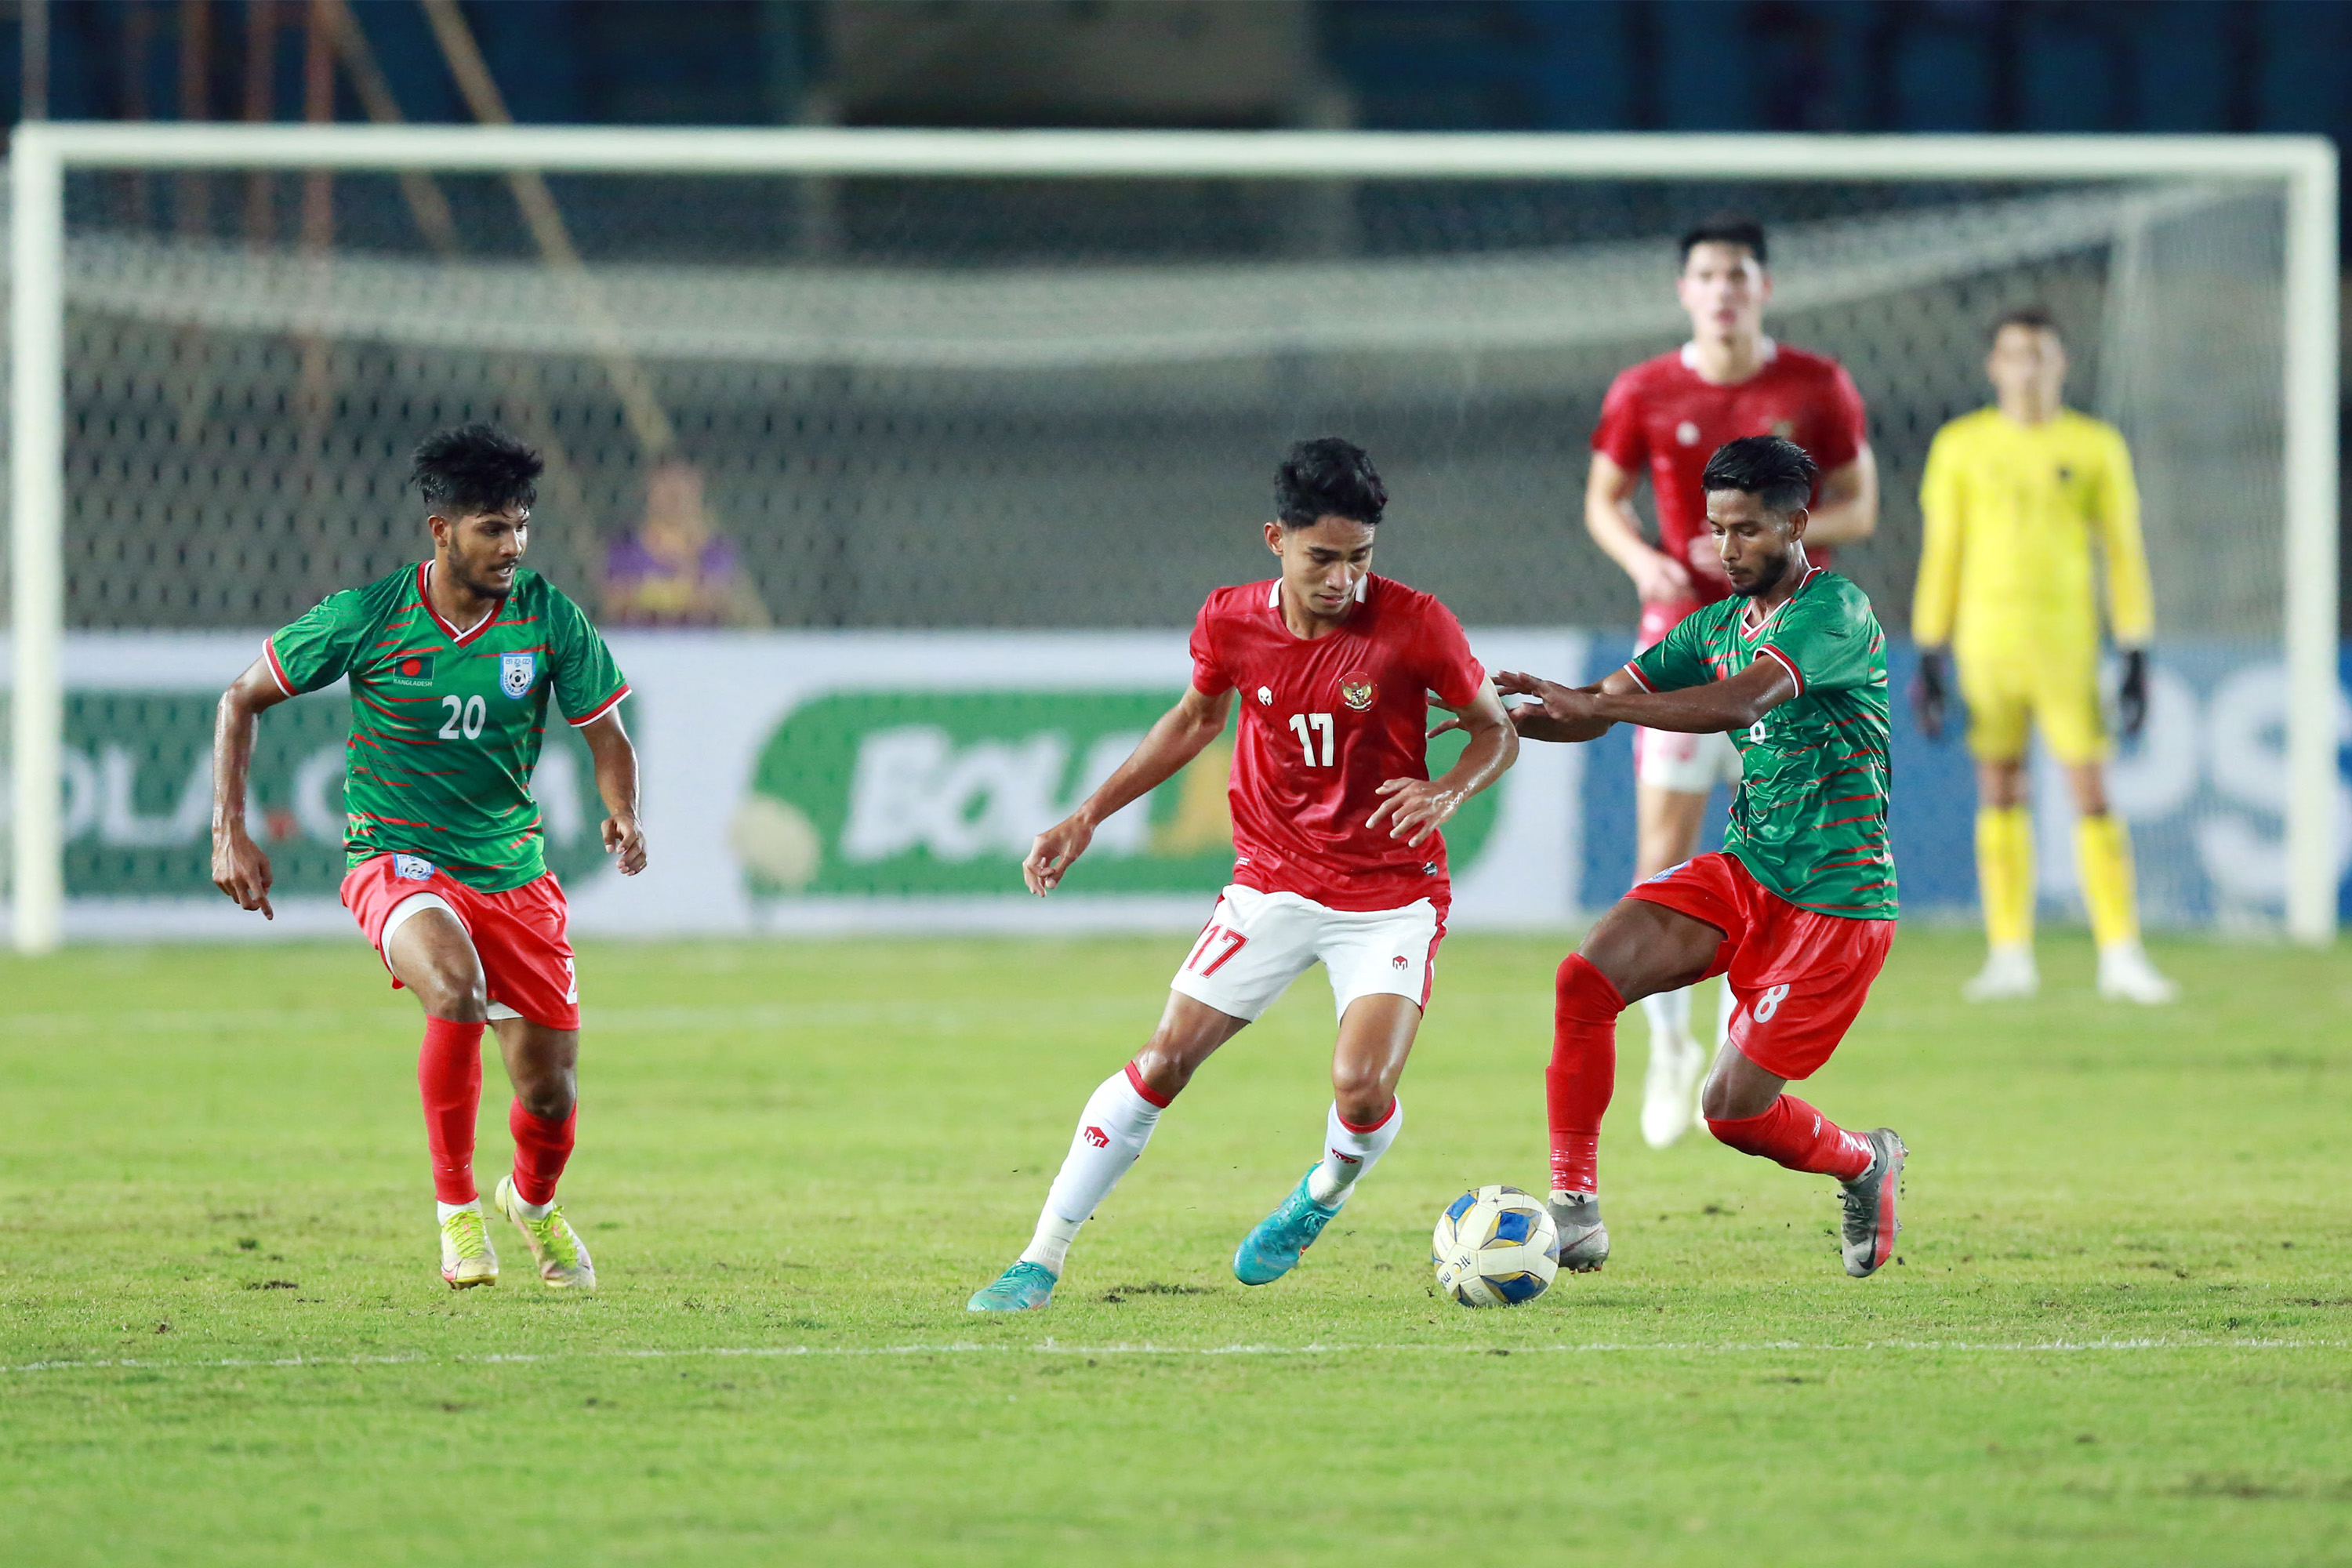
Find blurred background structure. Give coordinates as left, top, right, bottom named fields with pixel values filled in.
left=6, top=0, right=2344, bottom=631
left=1, top=1, right=2342, bottom=944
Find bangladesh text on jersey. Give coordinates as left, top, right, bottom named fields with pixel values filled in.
left=266, top=562, right=628, bottom=892
left=1624, top=567, right=1896, bottom=920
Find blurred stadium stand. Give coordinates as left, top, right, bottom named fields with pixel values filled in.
left=2, top=1, right=2343, bottom=636
left=9, top=3, right=2347, bottom=145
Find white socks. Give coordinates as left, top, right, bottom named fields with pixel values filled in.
left=1016, top=1072, right=1405, bottom=1273
left=436, top=1199, right=481, bottom=1225
left=1641, top=986, right=1695, bottom=1051
left=1019, top=1066, right=1164, bottom=1274
left=1306, top=1098, right=1403, bottom=1207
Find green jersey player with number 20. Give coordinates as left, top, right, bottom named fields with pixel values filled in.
left=210, top=425, right=644, bottom=1292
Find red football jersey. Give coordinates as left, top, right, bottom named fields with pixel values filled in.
left=1592, top=340, right=1867, bottom=611
left=1189, top=575, right=1486, bottom=913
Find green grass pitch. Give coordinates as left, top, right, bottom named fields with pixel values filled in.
left=3, top=927, right=2348, bottom=1566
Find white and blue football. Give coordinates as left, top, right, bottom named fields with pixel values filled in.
left=1432, top=1185, right=1561, bottom=1308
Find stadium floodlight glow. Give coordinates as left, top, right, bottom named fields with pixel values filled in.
left=7, top=123, right=2338, bottom=951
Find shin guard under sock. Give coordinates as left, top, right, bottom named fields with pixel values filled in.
left=1705, top=1094, right=1873, bottom=1181
left=1308, top=1098, right=1402, bottom=1205
left=1976, top=805, right=2034, bottom=951
left=1548, top=954, right=1626, bottom=1196
left=509, top=1101, right=577, bottom=1207
left=418, top=1017, right=485, bottom=1206
left=2075, top=813, right=2141, bottom=950
left=1021, top=1063, right=1166, bottom=1272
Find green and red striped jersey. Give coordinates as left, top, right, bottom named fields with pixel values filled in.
left=266, top=562, right=628, bottom=892
left=1625, top=566, right=1896, bottom=920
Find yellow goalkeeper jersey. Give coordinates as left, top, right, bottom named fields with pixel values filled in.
left=1912, top=407, right=2154, bottom=662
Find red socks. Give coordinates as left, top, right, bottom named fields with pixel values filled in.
left=417, top=1017, right=485, bottom=1205
left=1547, top=954, right=1624, bottom=1195
left=1706, top=1094, right=1873, bottom=1181
left=509, top=1102, right=577, bottom=1206
left=1545, top=952, right=1872, bottom=1195
left=418, top=1016, right=579, bottom=1207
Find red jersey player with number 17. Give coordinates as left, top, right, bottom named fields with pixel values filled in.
left=1585, top=213, right=1876, bottom=1151
left=967, top=438, right=1519, bottom=1312
left=209, top=426, right=644, bottom=1294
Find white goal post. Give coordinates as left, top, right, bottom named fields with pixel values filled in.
left=8, top=123, right=2339, bottom=952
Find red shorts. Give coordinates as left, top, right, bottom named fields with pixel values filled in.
left=1635, top=596, right=1704, bottom=653
left=339, top=853, right=579, bottom=1030
left=1626, top=851, right=1893, bottom=1080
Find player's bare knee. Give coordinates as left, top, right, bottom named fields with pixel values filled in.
left=1330, top=1065, right=1394, bottom=1127
left=1128, top=1044, right=1193, bottom=1104
left=517, top=1076, right=574, bottom=1122
left=1700, top=1071, right=1774, bottom=1123
left=417, top=967, right=488, bottom=1023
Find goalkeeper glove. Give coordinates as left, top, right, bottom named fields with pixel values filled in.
left=1913, top=648, right=1949, bottom=742
left=2118, top=648, right=2149, bottom=741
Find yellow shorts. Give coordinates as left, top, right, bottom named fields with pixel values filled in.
left=1957, top=651, right=2107, bottom=765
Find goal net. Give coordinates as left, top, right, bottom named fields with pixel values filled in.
left=4, top=127, right=2336, bottom=949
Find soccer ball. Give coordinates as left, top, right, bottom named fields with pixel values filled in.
left=1432, top=1185, right=1560, bottom=1308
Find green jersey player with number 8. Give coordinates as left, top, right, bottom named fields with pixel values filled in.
left=209, top=425, right=644, bottom=1293
left=1501, top=436, right=1907, bottom=1283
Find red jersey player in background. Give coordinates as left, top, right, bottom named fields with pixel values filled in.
left=967, top=437, right=1518, bottom=1312
left=1584, top=213, right=1878, bottom=1151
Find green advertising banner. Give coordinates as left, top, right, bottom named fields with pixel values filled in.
left=733, top=688, right=1498, bottom=900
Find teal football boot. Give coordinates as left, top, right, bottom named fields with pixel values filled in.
left=967, top=1260, right=1058, bottom=1312
left=1232, top=1167, right=1343, bottom=1286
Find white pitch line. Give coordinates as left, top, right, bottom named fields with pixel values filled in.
left=5, top=1335, right=2339, bottom=1376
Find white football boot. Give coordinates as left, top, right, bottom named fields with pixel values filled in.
left=439, top=1203, right=499, bottom=1290
left=1547, top=1192, right=1610, bottom=1273
left=1962, top=944, right=2039, bottom=1001
left=1639, top=1033, right=1706, bottom=1149
left=493, top=1175, right=597, bottom=1290
left=2097, top=941, right=2177, bottom=1004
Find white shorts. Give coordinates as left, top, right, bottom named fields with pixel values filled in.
left=1634, top=725, right=1743, bottom=793
left=1168, top=884, right=1445, bottom=1025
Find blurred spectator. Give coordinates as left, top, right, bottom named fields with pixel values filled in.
left=601, top=461, right=771, bottom=629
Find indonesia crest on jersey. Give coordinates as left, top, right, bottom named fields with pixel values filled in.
left=1187, top=575, right=1486, bottom=914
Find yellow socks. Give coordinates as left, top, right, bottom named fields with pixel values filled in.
left=2075, top=812, right=2140, bottom=949
left=1976, top=805, right=2034, bottom=949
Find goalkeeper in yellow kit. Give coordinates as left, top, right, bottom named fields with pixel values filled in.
left=1912, top=307, right=2175, bottom=1004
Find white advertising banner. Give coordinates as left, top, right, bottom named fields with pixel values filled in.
left=8, top=629, right=1588, bottom=940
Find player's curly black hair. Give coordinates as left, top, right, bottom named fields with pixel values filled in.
left=1678, top=212, right=1767, bottom=267
left=410, top=424, right=543, bottom=516
left=1701, top=434, right=1817, bottom=517
left=1275, top=437, right=1387, bottom=529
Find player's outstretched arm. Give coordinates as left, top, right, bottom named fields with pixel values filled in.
left=1432, top=677, right=1592, bottom=744
left=1584, top=452, right=1692, bottom=604
left=1497, top=659, right=1796, bottom=740
left=1024, top=684, right=1233, bottom=895
left=579, top=709, right=648, bottom=876
left=211, top=657, right=293, bottom=919
left=1371, top=677, right=1517, bottom=848
left=1489, top=669, right=1620, bottom=742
